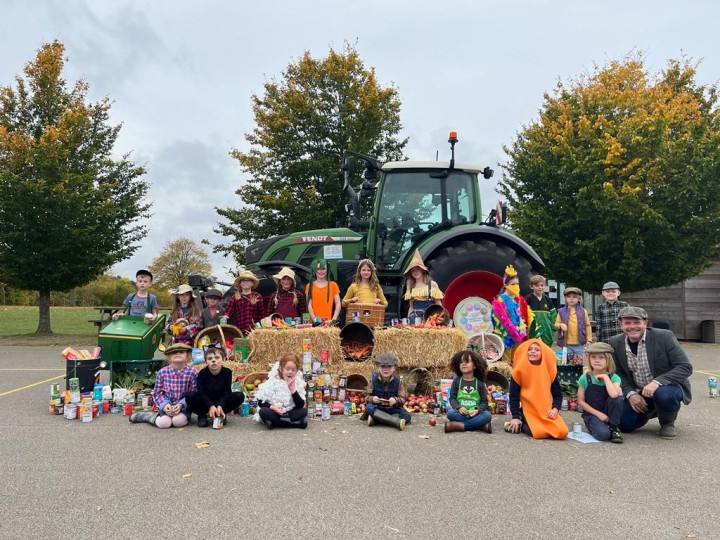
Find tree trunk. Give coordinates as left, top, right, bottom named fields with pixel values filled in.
left=69, top=288, right=76, bottom=306
left=37, top=289, right=52, bottom=334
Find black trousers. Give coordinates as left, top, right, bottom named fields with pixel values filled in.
left=185, top=391, right=244, bottom=416
left=258, top=406, right=307, bottom=427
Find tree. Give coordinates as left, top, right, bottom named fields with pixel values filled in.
left=149, top=237, right=213, bottom=291
left=0, top=41, right=150, bottom=333
left=214, top=43, right=407, bottom=263
left=499, top=54, right=720, bottom=293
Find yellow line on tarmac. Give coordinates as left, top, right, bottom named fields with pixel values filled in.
left=695, top=369, right=720, bottom=377
left=0, top=374, right=65, bottom=397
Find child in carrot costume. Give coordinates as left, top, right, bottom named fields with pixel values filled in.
left=506, top=339, right=568, bottom=439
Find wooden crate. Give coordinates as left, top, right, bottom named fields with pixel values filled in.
left=345, top=303, right=385, bottom=326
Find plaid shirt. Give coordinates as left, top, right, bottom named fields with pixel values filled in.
left=624, top=332, right=653, bottom=392
left=224, top=292, right=264, bottom=334
left=595, top=300, right=629, bottom=343
left=152, top=364, right=198, bottom=412
left=267, top=288, right=307, bottom=319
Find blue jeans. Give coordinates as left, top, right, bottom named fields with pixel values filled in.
left=582, top=396, right=624, bottom=441
left=447, top=409, right=492, bottom=431
left=366, top=403, right=412, bottom=423
left=619, top=384, right=683, bottom=433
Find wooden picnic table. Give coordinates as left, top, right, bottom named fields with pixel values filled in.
left=88, top=306, right=123, bottom=332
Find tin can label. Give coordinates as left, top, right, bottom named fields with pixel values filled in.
left=212, top=417, right=225, bottom=429
left=572, top=422, right=582, bottom=436
left=241, top=402, right=250, bottom=416
left=320, top=348, right=330, bottom=362
left=123, top=402, right=134, bottom=416
left=344, top=402, right=352, bottom=416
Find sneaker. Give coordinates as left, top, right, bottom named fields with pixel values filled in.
left=480, top=421, right=493, bottom=434
left=197, top=415, right=209, bottom=428
left=609, top=427, right=624, bottom=444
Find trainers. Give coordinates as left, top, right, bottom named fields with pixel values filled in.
left=197, top=415, right=209, bottom=428
left=609, top=426, right=624, bottom=444
left=480, top=421, right=493, bottom=434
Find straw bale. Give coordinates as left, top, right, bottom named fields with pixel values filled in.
left=248, top=327, right=342, bottom=365
left=488, top=361, right=512, bottom=379
left=372, top=327, right=468, bottom=369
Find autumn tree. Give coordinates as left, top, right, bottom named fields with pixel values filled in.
left=214, top=43, right=407, bottom=263
left=499, top=54, right=720, bottom=292
left=149, top=237, right=213, bottom=291
left=0, top=41, right=150, bottom=333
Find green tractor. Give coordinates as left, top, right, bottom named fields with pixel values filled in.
left=242, top=132, right=544, bottom=330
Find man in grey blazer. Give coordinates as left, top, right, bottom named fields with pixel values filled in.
left=609, top=306, right=692, bottom=439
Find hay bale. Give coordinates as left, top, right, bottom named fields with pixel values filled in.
left=248, top=327, right=342, bottom=365
left=373, top=327, right=468, bottom=369
left=488, top=361, right=512, bottom=379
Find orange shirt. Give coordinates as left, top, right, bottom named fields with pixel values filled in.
left=305, top=281, right=340, bottom=320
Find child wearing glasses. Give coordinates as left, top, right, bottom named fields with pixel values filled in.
left=185, top=343, right=244, bottom=427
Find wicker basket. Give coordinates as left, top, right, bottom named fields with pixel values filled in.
left=346, top=373, right=369, bottom=395
left=339, top=322, right=374, bottom=362
left=485, top=370, right=509, bottom=391
left=345, top=303, right=386, bottom=326
left=194, top=324, right=243, bottom=351
left=468, top=332, right=505, bottom=362
left=242, top=371, right=269, bottom=396
left=406, top=367, right=433, bottom=395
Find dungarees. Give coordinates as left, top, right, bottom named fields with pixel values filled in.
left=409, top=284, right=434, bottom=324
left=581, top=373, right=624, bottom=441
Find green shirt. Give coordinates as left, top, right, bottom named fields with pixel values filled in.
left=577, top=372, right=621, bottom=388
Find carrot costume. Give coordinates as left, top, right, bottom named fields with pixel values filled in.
left=509, top=339, right=568, bottom=439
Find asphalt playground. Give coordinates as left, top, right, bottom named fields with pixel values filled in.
left=1, top=342, right=718, bottom=539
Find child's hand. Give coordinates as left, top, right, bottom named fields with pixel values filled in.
left=172, top=403, right=182, bottom=415
left=374, top=298, right=382, bottom=304
left=270, top=404, right=285, bottom=415
left=111, top=312, right=120, bottom=321
left=469, top=409, right=479, bottom=417
left=208, top=405, right=217, bottom=418
left=595, top=412, right=609, bottom=423
left=596, top=373, right=609, bottom=382
left=509, top=419, right=522, bottom=433
left=286, top=376, right=296, bottom=393
left=164, top=403, right=173, bottom=416
left=559, top=323, right=568, bottom=332
left=216, top=405, right=225, bottom=418
left=350, top=296, right=359, bottom=303
left=388, top=397, right=397, bottom=407
left=458, top=407, right=469, bottom=416
left=371, top=395, right=380, bottom=404
left=547, top=407, right=559, bottom=420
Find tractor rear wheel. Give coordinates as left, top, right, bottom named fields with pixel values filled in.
left=425, top=239, right=536, bottom=317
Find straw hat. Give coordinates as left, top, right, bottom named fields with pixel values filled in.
left=403, top=249, right=428, bottom=276
left=272, top=266, right=296, bottom=286
left=235, top=269, right=260, bottom=288
left=172, top=284, right=197, bottom=298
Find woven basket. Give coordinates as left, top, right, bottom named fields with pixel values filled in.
left=485, top=370, right=509, bottom=391
left=194, top=324, right=243, bottom=350
left=242, top=371, right=269, bottom=396
left=346, top=374, right=369, bottom=395
left=468, top=332, right=505, bottom=362
left=406, top=367, right=433, bottom=395
left=345, top=303, right=386, bottom=326
left=339, top=322, right=374, bottom=362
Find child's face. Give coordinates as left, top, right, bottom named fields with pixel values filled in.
left=410, top=267, right=424, bottom=280
left=315, top=267, right=327, bottom=280
left=459, top=356, right=475, bottom=375
left=240, top=278, right=254, bottom=291
left=281, top=361, right=298, bottom=380
left=531, top=282, right=545, bottom=295
left=602, top=288, right=620, bottom=302
left=178, top=292, right=192, bottom=306
left=359, top=265, right=372, bottom=281
left=168, top=351, right=188, bottom=368
left=136, top=275, right=151, bottom=292
left=527, top=343, right=542, bottom=362
left=565, top=293, right=580, bottom=306
left=588, top=353, right=608, bottom=373
left=206, top=297, right=220, bottom=307
left=377, top=363, right=395, bottom=378
left=205, top=350, right=224, bottom=370
left=280, top=276, right=293, bottom=290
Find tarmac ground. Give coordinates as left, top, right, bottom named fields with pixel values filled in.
left=1, top=342, right=718, bottom=539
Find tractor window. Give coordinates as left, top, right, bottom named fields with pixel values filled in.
left=376, top=170, right=476, bottom=268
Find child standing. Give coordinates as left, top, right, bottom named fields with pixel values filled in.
left=492, top=265, right=530, bottom=363
left=305, top=259, right=341, bottom=324
left=506, top=339, right=568, bottom=439
left=200, top=288, right=224, bottom=328
left=267, top=267, right=307, bottom=320
left=342, top=259, right=388, bottom=309
left=254, top=353, right=308, bottom=429
left=524, top=274, right=555, bottom=346
left=445, top=349, right=492, bottom=433
left=577, top=342, right=624, bottom=443
left=364, top=352, right=410, bottom=430
left=165, top=284, right=203, bottom=345
left=554, top=287, right=592, bottom=361
left=224, top=270, right=264, bottom=334
left=113, top=269, right=159, bottom=321
left=129, top=343, right=197, bottom=428
left=402, top=249, right=444, bottom=324
left=595, top=281, right=629, bottom=343
left=185, top=343, right=244, bottom=427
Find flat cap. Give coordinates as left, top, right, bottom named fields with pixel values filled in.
left=564, top=286, right=582, bottom=296
left=585, top=342, right=615, bottom=354
left=618, top=306, right=648, bottom=320
left=374, top=352, right=398, bottom=366
left=602, top=281, right=620, bottom=290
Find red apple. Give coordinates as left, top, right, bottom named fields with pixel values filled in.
left=428, top=418, right=437, bottom=426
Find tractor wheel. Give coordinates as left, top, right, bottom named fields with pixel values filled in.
left=426, top=239, right=536, bottom=317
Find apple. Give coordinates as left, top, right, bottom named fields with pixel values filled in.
left=254, top=379, right=262, bottom=386
left=429, top=418, right=437, bottom=426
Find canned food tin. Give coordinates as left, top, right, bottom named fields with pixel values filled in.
left=320, top=348, right=330, bottom=362
left=102, top=400, right=110, bottom=414
left=302, top=338, right=312, bottom=352
left=572, top=422, right=582, bottom=437
left=64, top=404, right=78, bottom=420
left=212, top=416, right=225, bottom=429
left=93, top=400, right=102, bottom=417
left=352, top=311, right=359, bottom=322
left=315, top=403, right=323, bottom=417
left=391, top=318, right=399, bottom=326
left=240, top=402, right=250, bottom=417
left=344, top=402, right=352, bottom=416
left=322, top=403, right=331, bottom=421
left=123, top=402, right=134, bottom=416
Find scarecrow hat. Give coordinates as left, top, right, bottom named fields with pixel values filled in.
left=163, top=342, right=192, bottom=356
left=272, top=267, right=296, bottom=286
left=172, top=284, right=197, bottom=298
left=235, top=269, right=260, bottom=288
left=403, top=249, right=428, bottom=276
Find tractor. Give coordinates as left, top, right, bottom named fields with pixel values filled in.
left=239, top=132, right=544, bottom=330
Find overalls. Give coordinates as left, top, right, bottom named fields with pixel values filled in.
left=581, top=373, right=624, bottom=441
left=409, top=283, right=434, bottom=324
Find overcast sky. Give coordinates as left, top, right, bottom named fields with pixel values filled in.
left=2, top=0, right=718, bottom=286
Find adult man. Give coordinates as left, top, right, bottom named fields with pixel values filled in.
left=609, top=306, right=692, bottom=439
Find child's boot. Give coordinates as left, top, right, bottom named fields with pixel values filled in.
left=444, top=421, right=465, bottom=433
left=197, top=415, right=209, bottom=428
left=372, top=410, right=406, bottom=430
left=658, top=411, right=678, bottom=439
left=129, top=411, right=158, bottom=424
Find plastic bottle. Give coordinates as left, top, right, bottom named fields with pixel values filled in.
left=709, top=376, right=717, bottom=398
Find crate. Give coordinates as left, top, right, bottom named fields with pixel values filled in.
left=110, top=358, right=165, bottom=379
left=345, top=303, right=385, bottom=326
left=557, top=364, right=584, bottom=385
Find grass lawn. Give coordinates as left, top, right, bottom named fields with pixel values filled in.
left=0, top=306, right=99, bottom=345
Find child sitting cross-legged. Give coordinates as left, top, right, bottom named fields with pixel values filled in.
left=185, top=343, right=244, bottom=428
left=254, top=353, right=308, bottom=429
left=444, top=349, right=492, bottom=433
left=364, top=352, right=410, bottom=431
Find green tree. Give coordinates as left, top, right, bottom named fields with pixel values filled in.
left=0, top=41, right=150, bottom=333
left=499, top=54, right=720, bottom=292
left=149, top=237, right=213, bottom=291
left=214, top=43, right=407, bottom=263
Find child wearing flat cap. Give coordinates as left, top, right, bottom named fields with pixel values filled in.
left=577, top=342, right=624, bottom=443
left=364, top=352, right=410, bottom=430
left=554, top=287, right=592, bottom=363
